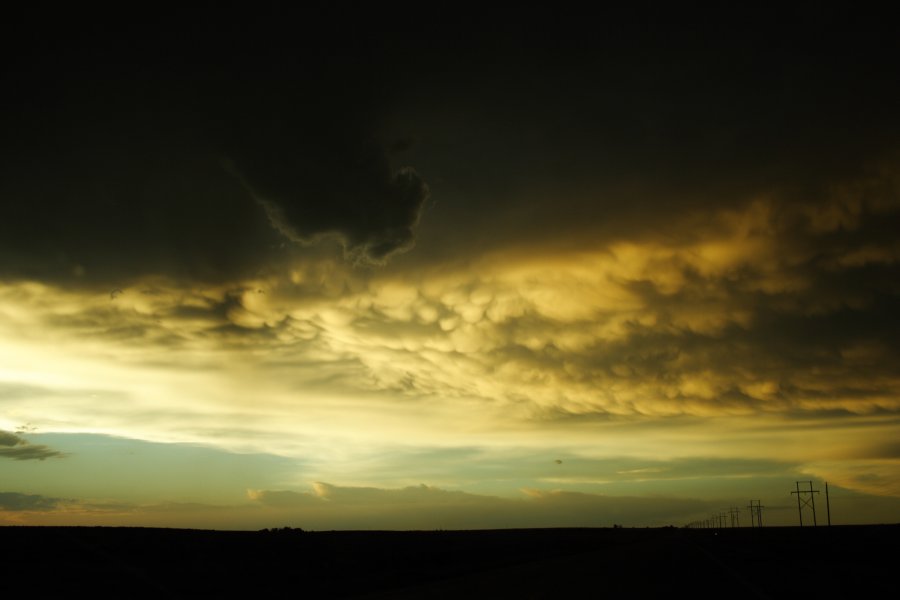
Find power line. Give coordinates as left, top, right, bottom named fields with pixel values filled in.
left=791, top=481, right=820, bottom=526
left=747, top=500, right=764, bottom=528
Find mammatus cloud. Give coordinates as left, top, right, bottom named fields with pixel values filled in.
left=1, top=168, right=898, bottom=433
left=0, top=430, right=63, bottom=461
left=140, top=169, right=896, bottom=423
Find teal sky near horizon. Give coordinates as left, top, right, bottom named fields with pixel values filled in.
left=4, top=431, right=899, bottom=529
left=2, top=9, right=900, bottom=529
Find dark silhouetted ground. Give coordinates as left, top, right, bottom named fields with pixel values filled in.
left=0, top=525, right=895, bottom=598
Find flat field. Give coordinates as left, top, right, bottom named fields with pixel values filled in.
left=1, top=525, right=894, bottom=598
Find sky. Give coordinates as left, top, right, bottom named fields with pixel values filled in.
left=2, top=7, right=900, bottom=530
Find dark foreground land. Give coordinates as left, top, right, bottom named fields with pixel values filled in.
left=1, top=525, right=895, bottom=598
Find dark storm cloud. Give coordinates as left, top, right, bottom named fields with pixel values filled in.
left=0, top=78, right=283, bottom=285
left=1, top=10, right=896, bottom=282
left=0, top=430, right=63, bottom=461
left=0, top=492, right=64, bottom=511
left=0, top=14, right=432, bottom=284
left=388, top=12, right=900, bottom=263
left=228, top=139, right=430, bottom=265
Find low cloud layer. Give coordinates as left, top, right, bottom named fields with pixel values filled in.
left=5, top=476, right=900, bottom=528
left=247, top=483, right=713, bottom=529
left=244, top=480, right=900, bottom=530
left=0, top=430, right=63, bottom=461
left=0, top=492, right=64, bottom=511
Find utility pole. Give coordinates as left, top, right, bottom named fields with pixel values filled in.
left=747, top=500, right=764, bottom=528
left=728, top=506, right=741, bottom=528
left=825, top=481, right=832, bottom=526
left=791, top=481, right=820, bottom=526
